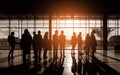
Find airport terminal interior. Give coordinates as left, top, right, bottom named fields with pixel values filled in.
left=0, top=0, right=120, bottom=75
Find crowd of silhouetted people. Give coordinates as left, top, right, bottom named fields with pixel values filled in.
left=7, top=29, right=97, bottom=67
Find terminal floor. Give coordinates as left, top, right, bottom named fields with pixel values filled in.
left=0, top=50, right=120, bottom=75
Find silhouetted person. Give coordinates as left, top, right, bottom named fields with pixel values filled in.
left=32, top=31, right=38, bottom=63
left=71, top=32, right=77, bottom=54
left=78, top=32, right=83, bottom=55
left=36, top=30, right=43, bottom=61
left=53, top=30, right=59, bottom=58
left=7, top=32, right=15, bottom=60
left=85, top=33, right=91, bottom=58
left=90, top=30, right=97, bottom=58
left=43, top=32, right=49, bottom=58
left=20, top=29, right=32, bottom=66
left=59, top=30, right=66, bottom=57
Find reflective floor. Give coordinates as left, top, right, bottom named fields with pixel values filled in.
left=0, top=49, right=120, bottom=75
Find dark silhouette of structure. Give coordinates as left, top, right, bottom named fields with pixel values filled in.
left=71, top=54, right=77, bottom=75
left=7, top=32, right=15, bottom=60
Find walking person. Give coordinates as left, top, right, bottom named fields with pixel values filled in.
left=32, top=31, right=38, bottom=63
left=43, top=32, right=49, bottom=58
left=20, top=29, right=32, bottom=66
left=77, top=32, right=83, bottom=55
left=36, top=30, right=43, bottom=61
left=85, top=33, right=91, bottom=59
left=90, top=30, right=97, bottom=58
left=71, top=32, right=77, bottom=54
left=53, top=30, right=59, bottom=59
left=7, top=32, right=15, bottom=60
left=59, top=30, right=66, bottom=57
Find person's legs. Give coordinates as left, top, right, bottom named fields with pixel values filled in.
left=11, top=45, right=15, bottom=58
left=63, top=45, right=65, bottom=57
left=38, top=47, right=41, bottom=61
left=23, top=49, right=26, bottom=66
left=60, top=45, right=62, bottom=55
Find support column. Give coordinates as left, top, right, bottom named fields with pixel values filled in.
left=103, top=14, right=108, bottom=50
left=49, top=15, right=52, bottom=50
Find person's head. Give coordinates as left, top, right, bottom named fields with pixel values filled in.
left=55, top=30, right=58, bottom=34
left=38, top=30, right=41, bottom=34
left=45, top=32, right=48, bottom=35
left=79, top=32, right=82, bottom=35
left=92, top=30, right=95, bottom=34
left=61, top=30, right=64, bottom=34
left=33, top=31, right=36, bottom=35
left=11, top=32, right=14, bottom=35
left=73, top=32, right=76, bottom=36
left=24, top=29, right=28, bottom=33
left=87, top=33, right=89, bottom=36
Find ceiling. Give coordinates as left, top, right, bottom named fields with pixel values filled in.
left=0, top=0, right=120, bottom=15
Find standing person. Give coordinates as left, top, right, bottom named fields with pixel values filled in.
left=32, top=31, right=38, bottom=62
left=36, top=30, right=43, bottom=61
left=53, top=30, right=59, bottom=58
left=90, top=30, right=97, bottom=58
left=43, top=32, right=49, bottom=58
left=7, top=32, right=15, bottom=60
left=71, top=32, right=77, bottom=54
left=77, top=32, right=83, bottom=55
left=59, top=30, right=66, bottom=57
left=20, top=29, right=32, bottom=66
left=85, top=33, right=91, bottom=58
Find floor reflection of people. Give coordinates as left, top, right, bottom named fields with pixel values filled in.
left=77, top=54, right=82, bottom=75
left=8, top=58, right=14, bottom=67
left=83, top=59, right=89, bottom=75
left=71, top=54, right=77, bottom=75
left=51, top=55, right=64, bottom=75
left=83, top=56, right=97, bottom=75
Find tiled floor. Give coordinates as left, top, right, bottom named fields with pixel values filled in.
left=0, top=49, right=120, bottom=75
